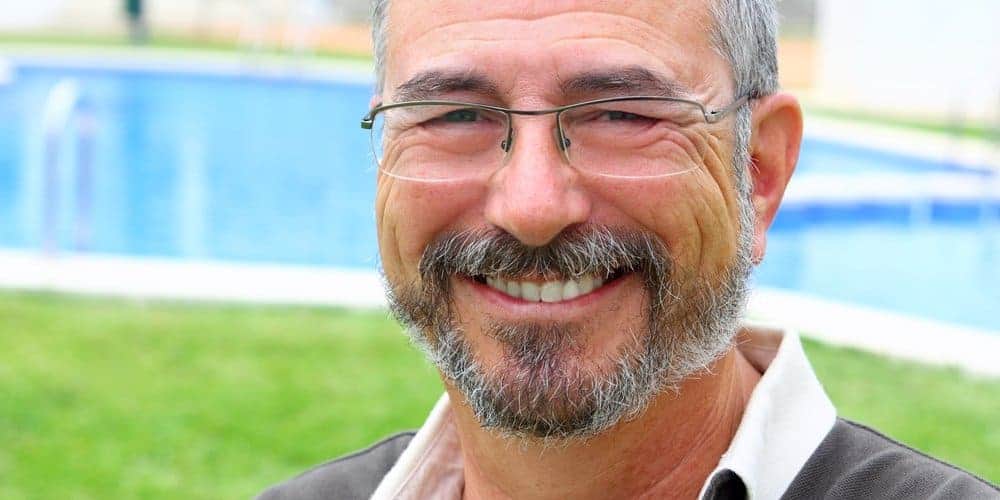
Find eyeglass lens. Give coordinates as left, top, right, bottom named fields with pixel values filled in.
left=370, top=99, right=706, bottom=181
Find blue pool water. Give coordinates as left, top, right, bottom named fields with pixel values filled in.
left=1, top=61, right=998, bottom=331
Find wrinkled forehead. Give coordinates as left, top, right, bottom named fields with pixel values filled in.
left=382, top=0, right=730, bottom=103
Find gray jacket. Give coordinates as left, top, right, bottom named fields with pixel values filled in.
left=258, top=418, right=999, bottom=499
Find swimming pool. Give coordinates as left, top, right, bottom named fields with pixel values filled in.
left=1, top=59, right=997, bottom=331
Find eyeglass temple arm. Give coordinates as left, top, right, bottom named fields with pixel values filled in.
left=360, top=104, right=386, bottom=130
left=704, top=95, right=749, bottom=124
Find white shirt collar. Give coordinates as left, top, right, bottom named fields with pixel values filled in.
left=696, top=323, right=837, bottom=500
left=372, top=324, right=836, bottom=500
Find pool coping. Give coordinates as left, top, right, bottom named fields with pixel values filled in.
left=1, top=249, right=997, bottom=378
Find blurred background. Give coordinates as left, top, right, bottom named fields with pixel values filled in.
left=0, top=1, right=998, bottom=498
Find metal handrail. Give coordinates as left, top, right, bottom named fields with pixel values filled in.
left=40, top=79, right=97, bottom=254
left=0, top=57, right=14, bottom=86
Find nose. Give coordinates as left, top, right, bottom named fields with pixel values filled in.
left=484, top=119, right=592, bottom=247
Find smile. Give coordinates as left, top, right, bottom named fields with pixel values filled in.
left=473, top=270, right=627, bottom=303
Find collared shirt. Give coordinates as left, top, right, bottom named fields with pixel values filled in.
left=370, top=324, right=838, bottom=500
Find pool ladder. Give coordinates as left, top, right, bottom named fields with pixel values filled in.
left=40, top=79, right=97, bottom=255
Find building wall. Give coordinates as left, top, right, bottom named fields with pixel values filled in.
left=0, top=0, right=75, bottom=30
left=817, top=0, right=1000, bottom=121
left=0, top=0, right=367, bottom=34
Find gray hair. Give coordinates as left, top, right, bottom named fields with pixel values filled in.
left=708, top=0, right=780, bottom=213
left=387, top=223, right=753, bottom=439
left=371, top=0, right=390, bottom=93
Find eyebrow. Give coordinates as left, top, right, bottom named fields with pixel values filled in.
left=559, top=66, right=694, bottom=99
left=393, top=70, right=500, bottom=103
left=391, top=66, right=693, bottom=104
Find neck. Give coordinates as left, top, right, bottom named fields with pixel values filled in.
left=450, top=347, right=761, bottom=500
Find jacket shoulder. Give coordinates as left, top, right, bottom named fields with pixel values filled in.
left=257, top=432, right=415, bottom=500
left=784, top=419, right=998, bottom=499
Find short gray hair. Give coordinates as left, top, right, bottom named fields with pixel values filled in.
left=708, top=0, right=780, bottom=209
left=371, top=0, right=391, bottom=92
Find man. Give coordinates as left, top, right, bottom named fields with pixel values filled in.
left=261, top=0, right=998, bottom=498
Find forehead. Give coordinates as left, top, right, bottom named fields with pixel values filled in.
left=383, top=0, right=730, bottom=102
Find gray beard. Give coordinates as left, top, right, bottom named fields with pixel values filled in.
left=384, top=220, right=753, bottom=441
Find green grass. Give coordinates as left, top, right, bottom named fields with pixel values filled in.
left=0, top=293, right=441, bottom=499
left=806, top=106, right=998, bottom=141
left=804, top=338, right=1000, bottom=483
left=0, top=32, right=373, bottom=62
left=0, top=292, right=996, bottom=498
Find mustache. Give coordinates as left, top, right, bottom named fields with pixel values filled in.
left=417, top=224, right=673, bottom=304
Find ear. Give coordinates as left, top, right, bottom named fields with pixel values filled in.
left=369, top=94, right=381, bottom=109
left=748, top=93, right=802, bottom=264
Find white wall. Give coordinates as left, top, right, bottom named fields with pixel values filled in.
left=0, top=0, right=362, bottom=34
left=0, top=0, right=70, bottom=30
left=817, top=0, right=1000, bottom=122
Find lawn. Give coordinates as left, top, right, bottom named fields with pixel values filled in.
left=0, top=32, right=372, bottom=62
left=0, top=292, right=996, bottom=499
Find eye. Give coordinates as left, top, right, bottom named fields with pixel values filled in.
left=441, top=109, right=481, bottom=123
left=410, top=106, right=506, bottom=138
left=605, top=110, right=645, bottom=121
left=419, top=108, right=495, bottom=129
left=602, top=110, right=657, bottom=123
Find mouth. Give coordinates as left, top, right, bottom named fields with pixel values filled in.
left=470, top=268, right=629, bottom=304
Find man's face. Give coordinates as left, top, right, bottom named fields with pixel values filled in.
left=376, top=0, right=752, bottom=437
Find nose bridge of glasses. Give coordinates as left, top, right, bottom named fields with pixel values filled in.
left=501, top=109, right=571, bottom=160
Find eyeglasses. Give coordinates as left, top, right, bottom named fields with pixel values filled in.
left=361, top=95, right=748, bottom=182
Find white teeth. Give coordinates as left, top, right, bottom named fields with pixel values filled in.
left=484, top=274, right=610, bottom=303
left=562, top=280, right=580, bottom=301
left=540, top=282, right=562, bottom=303
left=521, top=282, right=541, bottom=301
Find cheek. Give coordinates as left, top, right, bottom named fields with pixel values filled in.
left=668, top=176, right=738, bottom=273
left=595, top=131, right=739, bottom=275
left=376, top=177, right=487, bottom=280
left=375, top=179, right=404, bottom=281
left=670, top=129, right=741, bottom=262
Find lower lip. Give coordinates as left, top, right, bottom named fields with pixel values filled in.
left=463, top=273, right=633, bottom=313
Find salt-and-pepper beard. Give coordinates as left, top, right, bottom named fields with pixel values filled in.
left=385, top=223, right=752, bottom=440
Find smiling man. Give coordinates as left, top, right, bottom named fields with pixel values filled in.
left=259, top=1, right=998, bottom=499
